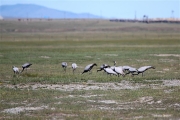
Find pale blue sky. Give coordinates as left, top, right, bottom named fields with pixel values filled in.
left=0, top=0, right=179, bottom=19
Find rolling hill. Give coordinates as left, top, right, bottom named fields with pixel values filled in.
left=0, top=4, right=101, bottom=19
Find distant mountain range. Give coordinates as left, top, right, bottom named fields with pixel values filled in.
left=0, top=4, right=102, bottom=19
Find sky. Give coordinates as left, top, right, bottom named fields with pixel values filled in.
left=0, top=0, right=179, bottom=19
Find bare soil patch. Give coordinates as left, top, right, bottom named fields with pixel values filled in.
left=2, top=80, right=180, bottom=91
left=152, top=54, right=180, bottom=57
left=40, top=56, right=50, bottom=59
left=2, top=106, right=48, bottom=114
left=104, top=54, right=118, bottom=56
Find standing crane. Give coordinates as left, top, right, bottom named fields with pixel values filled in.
left=12, top=66, right=19, bottom=74
left=72, top=63, right=77, bottom=74
left=110, top=61, right=117, bottom=71
left=62, top=62, right=68, bottom=72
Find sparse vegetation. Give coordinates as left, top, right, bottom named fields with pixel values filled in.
left=0, top=19, right=180, bottom=119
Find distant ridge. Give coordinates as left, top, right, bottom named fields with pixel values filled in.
left=0, top=4, right=101, bottom=19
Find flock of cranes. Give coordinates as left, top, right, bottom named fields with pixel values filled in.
left=13, top=61, right=155, bottom=77
left=90, top=61, right=155, bottom=77
left=75, top=61, right=155, bottom=77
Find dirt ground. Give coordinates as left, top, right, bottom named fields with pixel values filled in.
left=3, top=79, right=180, bottom=91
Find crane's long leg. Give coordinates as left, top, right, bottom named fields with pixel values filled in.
left=73, top=69, right=75, bottom=74
left=63, top=67, right=66, bottom=73
left=21, top=68, right=25, bottom=73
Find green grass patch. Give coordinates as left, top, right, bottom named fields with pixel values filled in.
left=0, top=19, right=180, bottom=119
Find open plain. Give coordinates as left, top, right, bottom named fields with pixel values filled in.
left=0, top=19, right=180, bottom=119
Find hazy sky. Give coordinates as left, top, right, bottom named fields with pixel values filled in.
left=0, top=0, right=179, bottom=19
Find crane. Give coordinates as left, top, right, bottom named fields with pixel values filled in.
left=72, top=63, right=77, bottom=74
left=62, top=62, right=68, bottom=72
left=12, top=66, right=19, bottom=74
left=21, top=63, right=32, bottom=73
left=133, top=66, right=155, bottom=77
left=104, top=68, right=118, bottom=76
left=97, top=64, right=109, bottom=72
left=114, top=66, right=125, bottom=77
left=82, top=63, right=97, bottom=74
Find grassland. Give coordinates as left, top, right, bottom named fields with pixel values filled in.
left=0, top=19, right=180, bottom=119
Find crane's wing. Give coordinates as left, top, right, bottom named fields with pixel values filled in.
left=105, top=68, right=117, bottom=75
left=22, top=63, right=32, bottom=68
left=115, top=67, right=125, bottom=74
left=13, top=67, right=19, bottom=72
left=129, top=67, right=138, bottom=72
left=62, top=62, right=67, bottom=66
left=138, top=66, right=153, bottom=72
left=122, top=66, right=132, bottom=70
left=84, top=64, right=93, bottom=71
left=72, top=63, right=77, bottom=68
